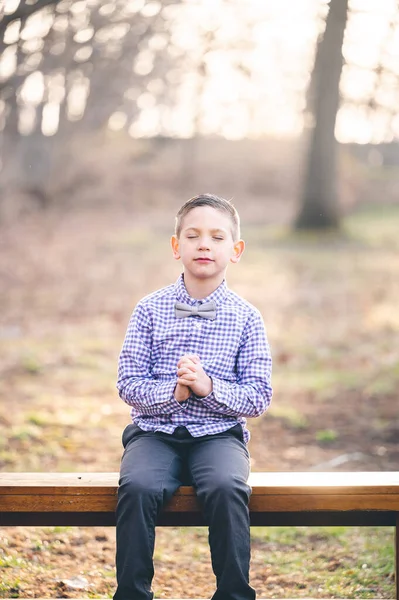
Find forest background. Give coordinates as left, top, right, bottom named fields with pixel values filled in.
left=0, top=0, right=399, bottom=597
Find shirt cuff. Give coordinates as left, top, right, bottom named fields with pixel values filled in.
left=141, top=381, right=188, bottom=415
left=163, top=383, right=188, bottom=413
left=194, top=377, right=231, bottom=411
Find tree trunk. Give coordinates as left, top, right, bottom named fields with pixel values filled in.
left=295, top=0, right=349, bottom=230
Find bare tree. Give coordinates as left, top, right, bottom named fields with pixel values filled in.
left=0, top=0, right=179, bottom=208
left=295, top=0, right=349, bottom=230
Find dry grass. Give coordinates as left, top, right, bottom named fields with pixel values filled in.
left=0, top=200, right=398, bottom=598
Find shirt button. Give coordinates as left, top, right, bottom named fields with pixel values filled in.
left=195, top=322, right=201, bottom=329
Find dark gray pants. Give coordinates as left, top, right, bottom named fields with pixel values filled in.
left=113, top=424, right=254, bottom=600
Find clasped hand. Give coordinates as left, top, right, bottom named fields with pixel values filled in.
left=174, top=354, right=212, bottom=402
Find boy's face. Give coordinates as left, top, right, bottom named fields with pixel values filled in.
left=171, top=206, right=244, bottom=287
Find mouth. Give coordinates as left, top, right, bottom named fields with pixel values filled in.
left=195, top=258, right=214, bottom=263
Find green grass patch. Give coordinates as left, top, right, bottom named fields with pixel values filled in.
left=269, top=405, right=309, bottom=430
left=9, top=424, right=42, bottom=441
left=0, top=581, right=21, bottom=599
left=0, top=554, right=29, bottom=569
left=345, top=204, right=399, bottom=249
left=273, top=367, right=364, bottom=397
left=364, top=362, right=399, bottom=397
left=250, top=526, right=395, bottom=597
left=20, top=353, right=43, bottom=375
left=26, top=412, right=51, bottom=426
left=315, top=428, right=339, bottom=443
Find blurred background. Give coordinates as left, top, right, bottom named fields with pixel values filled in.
left=1, top=0, right=399, bottom=221
left=0, top=0, right=398, bottom=597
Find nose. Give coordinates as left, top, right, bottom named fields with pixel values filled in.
left=197, top=237, right=210, bottom=250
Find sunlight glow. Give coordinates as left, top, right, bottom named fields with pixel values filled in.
left=70, top=1, right=87, bottom=15
left=125, top=0, right=146, bottom=13
left=148, top=34, right=168, bottom=51
left=129, top=107, right=161, bottom=137
left=22, top=38, right=45, bottom=54
left=4, top=0, right=20, bottom=14
left=98, top=3, right=115, bottom=17
left=73, top=27, right=94, bottom=44
left=74, top=46, right=93, bottom=63
left=162, top=105, right=194, bottom=138
left=140, top=2, right=161, bottom=18
left=108, top=111, right=128, bottom=131
left=67, top=77, right=90, bottom=121
left=137, top=92, right=156, bottom=109
left=19, top=71, right=45, bottom=106
left=0, top=45, right=17, bottom=80
left=42, top=102, right=60, bottom=136
left=134, top=50, right=155, bottom=76
left=147, top=78, right=165, bottom=94
left=50, top=42, right=66, bottom=56
left=4, top=20, right=20, bottom=45
left=22, top=52, right=43, bottom=72
left=341, top=66, right=377, bottom=101
left=18, top=105, right=36, bottom=135
left=2, top=0, right=399, bottom=142
left=131, top=0, right=321, bottom=138
left=52, top=16, right=69, bottom=33
left=20, top=9, right=54, bottom=41
left=48, top=72, right=66, bottom=104
left=336, top=106, right=373, bottom=144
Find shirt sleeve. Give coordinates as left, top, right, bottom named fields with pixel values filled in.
left=117, top=303, right=185, bottom=416
left=196, top=310, right=272, bottom=418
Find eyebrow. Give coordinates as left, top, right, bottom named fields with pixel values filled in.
left=184, top=227, right=227, bottom=234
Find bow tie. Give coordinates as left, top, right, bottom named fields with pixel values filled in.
left=175, top=301, right=216, bottom=320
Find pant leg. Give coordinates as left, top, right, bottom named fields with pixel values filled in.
left=113, top=424, right=183, bottom=600
left=187, top=426, right=254, bottom=600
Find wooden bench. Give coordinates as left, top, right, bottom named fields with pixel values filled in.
left=1, top=471, right=398, bottom=598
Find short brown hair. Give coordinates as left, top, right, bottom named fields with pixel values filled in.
left=175, top=194, right=240, bottom=241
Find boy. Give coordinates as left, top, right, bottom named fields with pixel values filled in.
left=114, top=194, right=272, bottom=600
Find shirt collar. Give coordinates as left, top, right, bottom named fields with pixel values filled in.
left=174, top=273, right=228, bottom=306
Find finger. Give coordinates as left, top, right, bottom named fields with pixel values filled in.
left=177, top=375, right=197, bottom=385
left=177, top=362, right=197, bottom=373
left=177, top=366, right=197, bottom=375
left=178, top=358, right=195, bottom=367
left=179, top=354, right=200, bottom=365
left=187, top=354, right=201, bottom=363
left=177, top=379, right=192, bottom=388
left=177, top=360, right=197, bottom=371
left=177, top=373, right=196, bottom=383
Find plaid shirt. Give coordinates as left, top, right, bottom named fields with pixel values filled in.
left=117, top=274, right=272, bottom=443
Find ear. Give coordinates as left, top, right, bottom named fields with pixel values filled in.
left=171, top=235, right=180, bottom=260
left=230, top=239, right=245, bottom=264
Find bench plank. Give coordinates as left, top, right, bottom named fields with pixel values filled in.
left=2, top=471, right=399, bottom=491
left=2, top=492, right=399, bottom=513
left=1, top=472, right=399, bottom=514
left=1, top=471, right=398, bottom=598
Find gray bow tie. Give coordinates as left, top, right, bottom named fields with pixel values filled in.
left=175, top=301, right=216, bottom=320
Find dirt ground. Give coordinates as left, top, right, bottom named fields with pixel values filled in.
left=0, top=199, right=398, bottom=598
